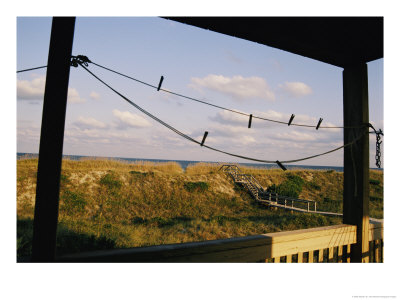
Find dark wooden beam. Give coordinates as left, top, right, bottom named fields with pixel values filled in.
left=343, top=63, right=370, bottom=263
left=164, top=17, right=383, bottom=68
left=31, top=17, right=76, bottom=262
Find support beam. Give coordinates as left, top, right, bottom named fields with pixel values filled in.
left=342, top=63, right=370, bottom=263
left=31, top=17, right=76, bottom=262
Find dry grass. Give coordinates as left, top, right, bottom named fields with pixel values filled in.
left=17, top=159, right=382, bottom=257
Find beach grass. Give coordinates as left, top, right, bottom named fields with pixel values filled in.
left=16, top=158, right=383, bottom=258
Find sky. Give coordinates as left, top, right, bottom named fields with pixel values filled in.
left=16, top=17, right=384, bottom=167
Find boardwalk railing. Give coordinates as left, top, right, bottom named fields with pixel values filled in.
left=57, top=222, right=383, bottom=262
left=219, top=164, right=319, bottom=214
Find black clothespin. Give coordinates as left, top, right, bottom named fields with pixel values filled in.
left=200, top=131, right=208, bottom=146
left=157, top=76, right=164, bottom=91
left=276, top=160, right=287, bottom=171
left=248, top=114, right=253, bottom=128
left=288, top=114, right=295, bottom=126
left=316, top=118, right=323, bottom=130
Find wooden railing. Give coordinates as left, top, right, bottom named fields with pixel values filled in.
left=220, top=164, right=321, bottom=214
left=57, top=222, right=383, bottom=263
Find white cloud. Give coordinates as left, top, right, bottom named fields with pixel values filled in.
left=17, top=75, right=85, bottom=103
left=73, top=116, right=108, bottom=130
left=209, top=109, right=249, bottom=125
left=89, top=91, right=100, bottom=100
left=112, top=109, right=151, bottom=129
left=279, top=81, right=312, bottom=98
left=273, top=131, right=318, bottom=142
left=67, top=88, right=86, bottom=103
left=17, top=76, right=46, bottom=99
left=189, top=74, right=275, bottom=101
left=256, top=109, right=287, bottom=122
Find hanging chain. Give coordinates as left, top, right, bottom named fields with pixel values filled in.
left=375, top=129, right=383, bottom=168
left=368, top=123, right=384, bottom=168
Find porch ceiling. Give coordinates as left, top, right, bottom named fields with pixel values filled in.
left=163, top=17, right=383, bottom=68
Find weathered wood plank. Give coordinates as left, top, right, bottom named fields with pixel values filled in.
left=308, top=251, right=314, bottom=263
left=58, top=224, right=357, bottom=262
left=369, top=222, right=383, bottom=241
left=298, top=252, right=303, bottom=263
left=57, top=223, right=379, bottom=263
left=318, top=249, right=324, bottom=262
left=345, top=245, right=351, bottom=263
left=338, top=246, right=343, bottom=263
left=374, top=240, right=379, bottom=263
left=328, top=247, right=334, bottom=262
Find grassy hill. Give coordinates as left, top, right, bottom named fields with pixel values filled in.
left=17, top=158, right=383, bottom=258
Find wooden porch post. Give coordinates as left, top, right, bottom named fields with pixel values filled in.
left=342, top=63, right=370, bottom=263
left=31, top=17, right=76, bottom=262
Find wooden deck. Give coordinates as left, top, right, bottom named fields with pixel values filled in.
left=57, top=222, right=383, bottom=263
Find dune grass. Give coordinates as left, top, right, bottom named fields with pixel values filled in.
left=16, top=158, right=383, bottom=258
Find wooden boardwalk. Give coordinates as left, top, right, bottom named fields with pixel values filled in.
left=220, top=164, right=343, bottom=217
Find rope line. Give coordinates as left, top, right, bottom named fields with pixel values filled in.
left=14, top=58, right=375, bottom=131
left=76, top=61, right=367, bottom=165
left=17, top=65, right=47, bottom=73
left=89, top=60, right=364, bottom=130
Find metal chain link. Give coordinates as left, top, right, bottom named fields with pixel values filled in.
left=375, top=129, right=383, bottom=168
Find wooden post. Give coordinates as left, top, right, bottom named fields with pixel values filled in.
left=318, top=249, right=324, bottom=262
left=343, top=64, right=370, bottom=263
left=338, top=246, right=343, bottom=263
left=298, top=253, right=303, bottom=263
left=31, top=17, right=76, bottom=262
left=328, top=247, right=334, bottom=262
left=308, top=251, right=314, bottom=263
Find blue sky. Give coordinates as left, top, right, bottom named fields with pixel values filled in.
left=17, top=17, right=384, bottom=167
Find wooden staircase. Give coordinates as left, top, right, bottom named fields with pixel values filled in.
left=220, top=164, right=342, bottom=216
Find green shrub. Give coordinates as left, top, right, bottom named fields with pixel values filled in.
left=370, top=196, right=383, bottom=202
left=129, top=170, right=151, bottom=176
left=306, top=181, right=321, bottom=191
left=60, top=173, right=70, bottom=187
left=100, top=173, right=122, bottom=190
left=267, top=174, right=304, bottom=198
left=369, top=179, right=380, bottom=185
left=286, top=174, right=305, bottom=186
left=183, top=181, right=209, bottom=192
left=61, top=190, right=86, bottom=213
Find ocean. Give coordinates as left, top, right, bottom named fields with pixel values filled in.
left=16, top=152, right=384, bottom=172
left=17, top=152, right=351, bottom=171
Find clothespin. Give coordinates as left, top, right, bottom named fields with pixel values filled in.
left=200, top=131, right=208, bottom=146
left=248, top=114, right=253, bottom=128
left=276, top=160, right=287, bottom=171
left=157, top=76, right=164, bottom=91
left=316, top=118, right=323, bottom=130
left=288, top=114, right=295, bottom=126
